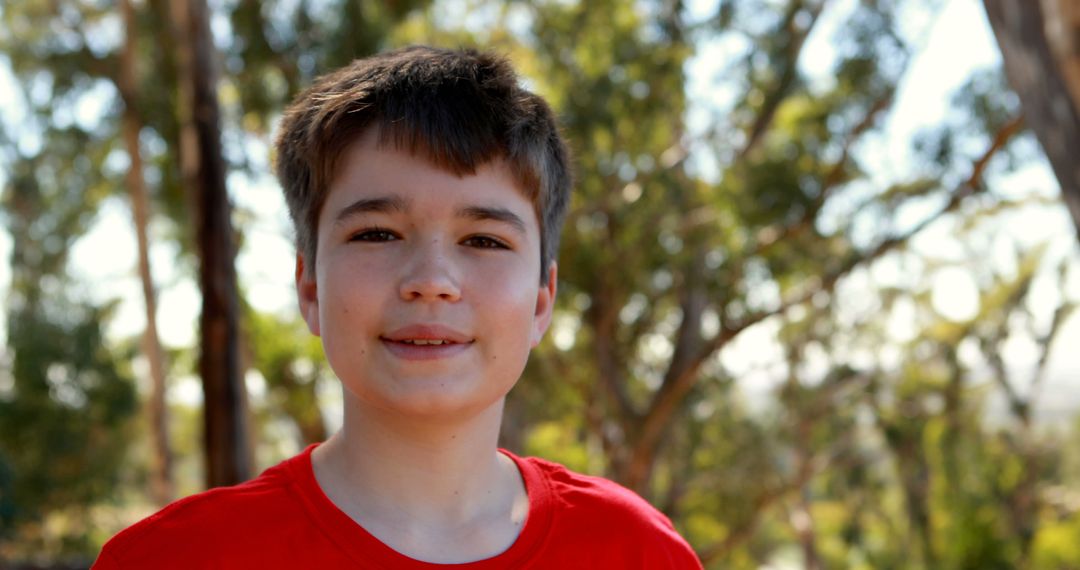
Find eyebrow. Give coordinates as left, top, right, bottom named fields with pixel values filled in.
left=457, top=206, right=527, bottom=235
left=332, top=196, right=409, bottom=227
left=332, top=196, right=527, bottom=235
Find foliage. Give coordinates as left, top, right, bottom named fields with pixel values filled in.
left=0, top=28, right=138, bottom=555
left=243, top=304, right=329, bottom=449
left=0, top=301, right=137, bottom=558
left=1, top=0, right=1079, bottom=567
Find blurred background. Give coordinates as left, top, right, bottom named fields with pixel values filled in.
left=2, top=0, right=1080, bottom=568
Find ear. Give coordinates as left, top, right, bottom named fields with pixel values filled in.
left=296, top=252, right=321, bottom=337
left=531, top=262, right=558, bottom=347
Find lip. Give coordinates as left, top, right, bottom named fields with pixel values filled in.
left=382, top=324, right=473, bottom=343
left=380, top=324, right=474, bottom=361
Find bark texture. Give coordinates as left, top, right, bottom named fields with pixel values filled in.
left=984, top=0, right=1080, bottom=242
left=172, top=0, right=251, bottom=487
left=119, top=0, right=174, bottom=505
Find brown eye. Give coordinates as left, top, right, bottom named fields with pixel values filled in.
left=463, top=235, right=509, bottom=249
left=350, top=229, right=398, bottom=242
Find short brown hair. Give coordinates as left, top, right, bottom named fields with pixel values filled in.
left=274, top=45, right=572, bottom=284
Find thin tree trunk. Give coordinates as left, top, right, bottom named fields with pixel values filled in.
left=119, top=0, right=174, bottom=506
left=172, top=0, right=251, bottom=487
left=296, top=405, right=328, bottom=446
left=793, top=421, right=820, bottom=570
left=877, top=415, right=936, bottom=568
left=941, top=346, right=963, bottom=496
left=984, top=0, right=1080, bottom=242
left=278, top=369, right=327, bottom=446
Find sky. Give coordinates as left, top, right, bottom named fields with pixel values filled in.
left=0, top=0, right=1078, bottom=422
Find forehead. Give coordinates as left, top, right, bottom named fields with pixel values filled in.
left=322, top=129, right=537, bottom=225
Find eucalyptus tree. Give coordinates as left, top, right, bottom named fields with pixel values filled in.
left=984, top=0, right=1080, bottom=242
left=492, top=0, right=1074, bottom=566
left=1, top=0, right=436, bottom=483
left=4, top=0, right=1079, bottom=566
left=0, top=65, right=137, bottom=559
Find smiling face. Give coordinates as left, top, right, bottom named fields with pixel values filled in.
left=296, top=129, right=556, bottom=419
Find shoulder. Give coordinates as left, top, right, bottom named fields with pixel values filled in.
left=518, top=455, right=703, bottom=568
left=95, top=456, right=303, bottom=568
left=523, top=456, right=669, bottom=527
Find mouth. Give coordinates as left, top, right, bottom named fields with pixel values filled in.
left=382, top=324, right=473, bottom=344
left=380, top=324, right=474, bottom=360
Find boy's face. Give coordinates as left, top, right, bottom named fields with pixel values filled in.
left=296, top=129, right=556, bottom=419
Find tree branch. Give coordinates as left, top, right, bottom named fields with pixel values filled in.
left=624, top=114, right=1025, bottom=493
left=748, top=88, right=898, bottom=257
left=736, top=0, right=829, bottom=160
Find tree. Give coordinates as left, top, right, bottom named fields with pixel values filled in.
left=984, top=0, right=1080, bottom=242
left=119, top=0, right=174, bottom=506
left=245, top=307, right=328, bottom=447
left=172, top=0, right=435, bottom=484
left=0, top=97, right=137, bottom=561
left=4, top=0, right=1080, bottom=566
left=0, top=0, right=432, bottom=558
left=517, top=0, right=926, bottom=493
left=499, top=1, right=1077, bottom=566
left=171, top=0, right=251, bottom=488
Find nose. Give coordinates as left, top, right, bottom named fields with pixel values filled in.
left=398, top=239, right=462, bottom=302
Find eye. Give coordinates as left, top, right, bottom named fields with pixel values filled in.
left=349, top=228, right=399, bottom=242
left=462, top=235, right=510, bottom=249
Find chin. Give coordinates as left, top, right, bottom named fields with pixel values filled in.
left=350, top=380, right=512, bottom=421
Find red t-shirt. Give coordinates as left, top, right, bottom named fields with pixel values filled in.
left=94, top=445, right=703, bottom=569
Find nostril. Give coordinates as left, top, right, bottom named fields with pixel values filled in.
left=399, top=276, right=462, bottom=301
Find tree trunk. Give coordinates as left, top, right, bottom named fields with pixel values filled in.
left=1041, top=0, right=1080, bottom=113
left=277, top=368, right=327, bottom=447
left=793, top=419, right=821, bottom=570
left=983, top=0, right=1080, bottom=242
left=172, top=0, right=251, bottom=487
left=119, top=0, right=174, bottom=506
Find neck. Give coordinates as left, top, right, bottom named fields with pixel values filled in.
left=313, top=393, right=515, bottom=526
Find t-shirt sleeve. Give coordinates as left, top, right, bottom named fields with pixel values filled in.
left=90, top=547, right=120, bottom=570
left=639, top=509, right=705, bottom=569
left=538, top=458, right=704, bottom=568
left=652, top=529, right=705, bottom=569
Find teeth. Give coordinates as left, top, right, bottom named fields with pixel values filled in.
left=403, top=339, right=447, bottom=345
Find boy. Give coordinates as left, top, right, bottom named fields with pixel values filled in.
left=95, top=46, right=703, bottom=568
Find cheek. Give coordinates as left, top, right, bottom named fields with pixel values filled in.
left=475, top=275, right=540, bottom=347
left=317, top=263, right=379, bottom=356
